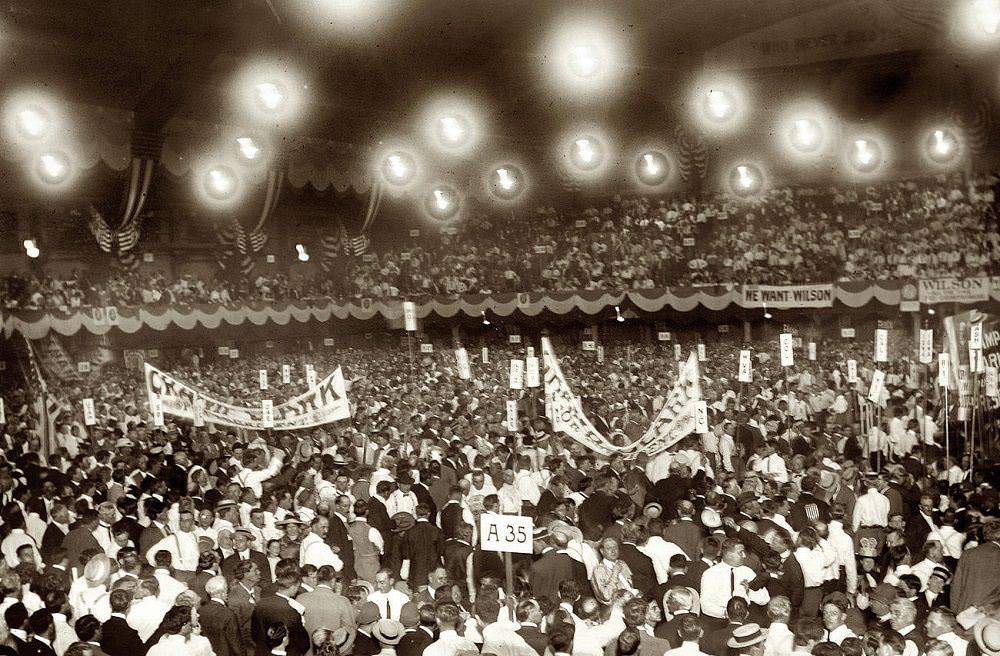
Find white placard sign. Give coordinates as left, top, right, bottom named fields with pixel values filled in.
left=527, top=347, right=535, bottom=358
left=509, top=359, right=525, bottom=390
left=868, top=369, right=886, bottom=403
left=151, top=395, right=164, bottom=427
left=282, top=364, right=291, bottom=384
left=874, top=329, right=888, bottom=363
left=306, top=364, right=317, bottom=388
left=480, top=514, right=534, bottom=554
left=971, top=323, right=983, bottom=350
left=506, top=399, right=518, bottom=432
left=808, top=342, right=817, bottom=361
left=77, top=361, right=91, bottom=373
left=0, top=399, right=5, bottom=425
left=658, top=331, right=671, bottom=341
left=847, top=359, right=858, bottom=383
left=697, top=344, right=706, bottom=362
left=919, top=329, right=934, bottom=364
left=582, top=340, right=596, bottom=351
left=509, top=334, right=522, bottom=344
left=674, top=344, right=682, bottom=360
left=193, top=398, right=205, bottom=427
left=986, top=367, right=999, bottom=398
left=526, top=357, right=540, bottom=388
left=738, top=350, right=752, bottom=383
left=403, top=301, right=417, bottom=332
left=841, top=328, right=856, bottom=338
left=82, top=398, right=96, bottom=426
left=779, top=333, right=794, bottom=367
left=229, top=349, right=239, bottom=359
left=217, top=346, right=229, bottom=356
left=456, top=348, right=472, bottom=380
left=694, top=400, right=709, bottom=434
left=938, top=353, right=950, bottom=388
left=420, top=343, right=433, bottom=354
left=481, top=347, right=489, bottom=364
left=261, top=400, right=274, bottom=428
left=970, top=346, right=985, bottom=374
left=597, top=345, right=605, bottom=363
left=259, top=369, right=268, bottom=391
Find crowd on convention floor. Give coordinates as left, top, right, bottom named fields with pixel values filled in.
left=2, top=174, right=999, bottom=311
left=0, top=327, right=996, bottom=656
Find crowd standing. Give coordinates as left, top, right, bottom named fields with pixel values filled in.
left=3, top=174, right=999, bottom=310
left=0, top=326, right=996, bottom=656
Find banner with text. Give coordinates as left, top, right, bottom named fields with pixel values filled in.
left=145, top=363, right=351, bottom=430
left=742, top=284, right=834, bottom=309
left=542, top=337, right=615, bottom=456
left=918, top=278, right=990, bottom=305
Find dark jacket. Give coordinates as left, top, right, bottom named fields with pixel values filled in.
left=250, top=594, right=310, bottom=656
left=199, top=599, right=242, bottom=656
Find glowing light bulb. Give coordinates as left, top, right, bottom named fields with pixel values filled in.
left=424, top=185, right=461, bottom=220
left=17, top=105, right=51, bottom=140
left=791, top=118, right=822, bottom=153
left=36, top=151, right=71, bottom=185
left=388, top=154, right=407, bottom=178
left=236, top=137, right=261, bottom=161
left=381, top=151, right=416, bottom=186
left=850, top=138, right=882, bottom=173
left=926, top=128, right=960, bottom=164
left=568, top=44, right=602, bottom=78
left=437, top=115, right=469, bottom=148
left=705, top=89, right=734, bottom=121
left=434, top=189, right=450, bottom=210
left=496, top=168, right=514, bottom=191
left=204, top=165, right=238, bottom=200
left=975, top=0, right=1000, bottom=34
left=933, top=130, right=950, bottom=155
left=737, top=166, right=753, bottom=188
left=254, top=81, right=287, bottom=112
left=488, top=165, right=524, bottom=200
left=635, top=151, right=670, bottom=186
left=855, top=140, right=874, bottom=166
left=642, top=153, right=659, bottom=175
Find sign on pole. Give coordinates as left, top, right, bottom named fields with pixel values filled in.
left=971, top=323, right=983, bottom=350
left=673, top=344, right=682, bottom=360
left=847, top=359, right=858, bottom=383
left=509, top=360, right=525, bottom=390
left=480, top=514, right=534, bottom=555
left=282, top=364, right=291, bottom=384
left=874, top=329, right=888, bottom=363
left=482, top=347, right=489, bottom=364
left=456, top=348, right=472, bottom=380
left=807, top=342, right=817, bottom=361
left=938, top=353, right=950, bottom=388
left=525, top=357, right=540, bottom=388
left=738, top=350, right=752, bottom=383
left=868, top=370, right=885, bottom=403
left=82, top=398, right=96, bottom=426
left=597, top=345, right=605, bottom=363
left=694, top=401, right=709, bottom=434
left=506, top=399, right=518, bottom=432
left=261, top=400, right=274, bottom=428
left=986, top=367, right=998, bottom=398
left=306, top=364, right=317, bottom=388
left=779, top=333, right=794, bottom=367
left=403, top=301, right=417, bottom=332
left=918, top=329, right=934, bottom=364
left=259, top=369, right=268, bottom=391
left=193, top=398, right=205, bottom=427
left=151, top=395, right=164, bottom=427
left=697, top=344, right=706, bottom=362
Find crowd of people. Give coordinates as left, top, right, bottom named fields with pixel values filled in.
left=0, top=324, right=996, bottom=656
left=3, top=173, right=999, bottom=311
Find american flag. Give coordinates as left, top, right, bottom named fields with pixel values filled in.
left=23, top=337, right=65, bottom=460
left=87, top=205, right=114, bottom=253
left=350, top=234, right=369, bottom=256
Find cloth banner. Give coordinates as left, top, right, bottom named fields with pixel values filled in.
left=144, top=363, right=351, bottom=430
left=919, top=277, right=990, bottom=304
left=542, top=337, right=616, bottom=456
left=741, top=284, right=834, bottom=309
left=620, top=352, right=701, bottom=455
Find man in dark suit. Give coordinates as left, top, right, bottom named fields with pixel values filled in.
left=951, top=521, right=1000, bottom=613
left=661, top=501, right=704, bottom=560
left=297, top=565, right=355, bottom=637
left=755, top=533, right=805, bottom=617
left=5, top=602, right=30, bottom=655
left=530, top=536, right=578, bottom=604
left=366, top=482, right=394, bottom=536
left=138, top=499, right=171, bottom=559
left=62, top=509, right=102, bottom=574
left=74, top=615, right=109, bottom=656
left=397, top=604, right=435, bottom=656
left=438, top=488, right=464, bottom=539
left=26, top=610, right=57, bottom=656
left=113, top=497, right=143, bottom=550
left=221, top=529, right=271, bottom=583
left=228, top=560, right=262, bottom=656
left=250, top=566, right=310, bottom=656
left=38, top=548, right=72, bottom=592
left=326, top=496, right=356, bottom=582
left=40, top=504, right=70, bottom=565
left=400, top=504, right=443, bottom=588
left=513, top=600, right=547, bottom=655
left=578, top=474, right=618, bottom=540
left=620, top=524, right=657, bottom=601
left=200, top=576, right=242, bottom=656
left=101, top=589, right=145, bottom=656
left=789, top=476, right=830, bottom=532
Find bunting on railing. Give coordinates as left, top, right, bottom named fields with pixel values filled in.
left=85, top=158, right=155, bottom=253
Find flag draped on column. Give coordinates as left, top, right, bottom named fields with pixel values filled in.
left=87, top=158, right=155, bottom=253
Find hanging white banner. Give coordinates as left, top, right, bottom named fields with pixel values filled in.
left=868, top=369, right=885, bottom=403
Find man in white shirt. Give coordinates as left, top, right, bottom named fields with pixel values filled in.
left=638, top=518, right=686, bottom=584
left=853, top=480, right=891, bottom=531
left=146, top=509, right=200, bottom=579
left=820, top=594, right=857, bottom=644
left=148, top=550, right=188, bottom=605
left=700, top=539, right=769, bottom=626
left=423, top=602, right=477, bottom=656
left=664, top=615, right=711, bottom=656
left=763, top=597, right=795, bottom=656
left=300, top=516, right=343, bottom=571
left=386, top=474, right=419, bottom=518
left=477, top=596, right=536, bottom=656
left=234, top=447, right=284, bottom=498
left=0, top=515, right=42, bottom=568
left=825, top=512, right=858, bottom=595
left=367, top=569, right=409, bottom=621
left=926, top=608, right=968, bottom=656
left=127, top=578, right=171, bottom=642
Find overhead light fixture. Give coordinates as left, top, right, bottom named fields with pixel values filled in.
left=615, top=305, right=624, bottom=323
left=381, top=150, right=417, bottom=186
left=16, top=105, right=51, bottom=141
left=204, top=165, right=239, bottom=201
left=635, top=150, right=670, bottom=186
left=436, top=115, right=470, bottom=149
left=926, top=128, right=960, bottom=164
left=295, top=243, right=309, bottom=262
left=488, top=164, right=524, bottom=200
left=424, top=184, right=461, bottom=221
left=482, top=311, right=490, bottom=326
left=729, top=163, right=763, bottom=198
left=568, top=43, right=602, bottom=78
left=704, top=89, right=736, bottom=122
left=790, top=118, right=823, bottom=153
left=570, top=136, right=604, bottom=171
left=849, top=138, right=882, bottom=173
left=254, top=81, right=288, bottom=113
left=235, top=136, right=262, bottom=162
left=974, top=0, right=1000, bottom=34
left=35, top=151, right=72, bottom=185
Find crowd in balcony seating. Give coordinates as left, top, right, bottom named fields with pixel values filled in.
left=1, top=173, right=997, bottom=311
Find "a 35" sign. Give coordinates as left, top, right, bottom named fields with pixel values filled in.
left=480, top=514, right=534, bottom=554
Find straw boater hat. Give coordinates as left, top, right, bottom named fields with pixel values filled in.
left=728, top=624, right=768, bottom=649
left=371, top=619, right=405, bottom=646
left=84, top=554, right=111, bottom=587
left=975, top=618, right=1000, bottom=656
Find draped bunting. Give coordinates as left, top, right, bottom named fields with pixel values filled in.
left=85, top=158, right=155, bottom=253
left=676, top=125, right=707, bottom=184
left=0, top=280, right=959, bottom=339
left=949, top=95, right=993, bottom=157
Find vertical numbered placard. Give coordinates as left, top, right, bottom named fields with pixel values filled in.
left=509, top=360, right=525, bottom=390
left=282, top=364, right=291, bottom=384
left=694, top=400, right=709, bottom=434
left=151, top=395, right=164, bottom=427
left=918, top=329, right=934, bottom=365
left=261, top=400, right=274, bottom=428
left=403, top=301, right=417, bottom=332
left=674, top=344, right=682, bottom=360
left=971, top=323, right=983, bottom=350
left=259, top=369, right=268, bottom=391
left=597, top=345, right=605, bottom=363
left=986, top=367, right=999, bottom=398
left=807, top=342, right=817, bottom=361
left=456, top=348, right=472, bottom=380
left=482, top=347, right=489, bottom=364
left=874, top=329, right=888, bottom=363
left=938, top=353, right=950, bottom=388
left=306, top=364, right=317, bottom=388
left=738, top=350, right=753, bottom=383
left=697, top=344, right=706, bottom=362
left=193, top=398, right=206, bottom=427
left=525, top=357, right=540, bottom=388
left=779, top=334, right=794, bottom=367
left=847, top=359, right=858, bottom=384
left=506, top=399, right=518, bottom=432
left=82, top=398, right=96, bottom=426
left=868, top=370, right=885, bottom=403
